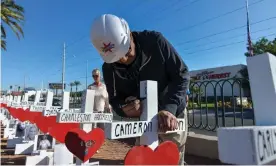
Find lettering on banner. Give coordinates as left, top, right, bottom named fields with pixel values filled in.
left=114, top=121, right=153, bottom=137
left=257, top=128, right=276, bottom=162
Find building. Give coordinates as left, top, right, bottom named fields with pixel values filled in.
left=189, top=64, right=250, bottom=97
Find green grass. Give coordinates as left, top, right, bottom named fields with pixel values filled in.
left=188, top=103, right=215, bottom=108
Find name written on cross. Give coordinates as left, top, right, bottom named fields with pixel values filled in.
left=256, top=128, right=276, bottom=162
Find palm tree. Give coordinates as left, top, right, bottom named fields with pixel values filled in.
left=74, top=81, right=81, bottom=92
left=9, top=85, right=12, bottom=94
left=69, top=82, right=75, bottom=96
left=17, top=86, right=20, bottom=92
left=1, top=0, right=25, bottom=51
left=238, top=66, right=251, bottom=97
left=73, top=81, right=81, bottom=106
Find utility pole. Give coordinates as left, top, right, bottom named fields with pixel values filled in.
left=24, top=75, right=26, bottom=90
left=62, top=42, right=66, bottom=92
left=86, top=60, right=88, bottom=88
left=246, top=0, right=254, bottom=57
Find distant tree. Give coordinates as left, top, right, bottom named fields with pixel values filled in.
left=1, top=0, right=25, bottom=51
left=237, top=66, right=251, bottom=97
left=189, top=79, right=203, bottom=104
left=74, top=81, right=81, bottom=92
left=245, top=37, right=276, bottom=57
left=69, top=82, right=75, bottom=97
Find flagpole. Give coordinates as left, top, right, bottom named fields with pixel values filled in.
left=246, top=0, right=254, bottom=57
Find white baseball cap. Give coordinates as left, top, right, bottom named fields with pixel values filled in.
left=90, top=14, right=131, bottom=63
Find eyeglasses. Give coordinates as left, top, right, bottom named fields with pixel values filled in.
left=92, top=75, right=99, bottom=78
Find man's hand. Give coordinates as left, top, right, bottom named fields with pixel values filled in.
left=122, top=100, right=141, bottom=117
left=122, top=98, right=142, bottom=117
left=158, top=110, right=178, bottom=132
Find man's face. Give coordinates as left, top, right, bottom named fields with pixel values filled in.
left=118, top=35, right=135, bottom=64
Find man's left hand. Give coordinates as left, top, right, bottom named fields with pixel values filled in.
left=158, top=110, right=178, bottom=132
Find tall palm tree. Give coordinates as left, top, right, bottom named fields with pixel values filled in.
left=74, top=81, right=81, bottom=92
left=74, top=81, right=81, bottom=106
left=1, top=0, right=25, bottom=51
left=69, top=82, right=75, bottom=96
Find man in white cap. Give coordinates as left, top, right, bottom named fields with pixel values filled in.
left=90, top=14, right=190, bottom=165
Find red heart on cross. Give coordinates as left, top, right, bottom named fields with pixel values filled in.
left=124, top=141, right=179, bottom=165
left=65, top=128, right=105, bottom=162
left=35, top=116, right=57, bottom=133
left=16, top=108, right=29, bottom=122
left=48, top=123, right=80, bottom=143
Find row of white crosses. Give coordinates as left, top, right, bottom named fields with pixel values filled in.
left=218, top=53, right=276, bottom=165
left=57, top=80, right=186, bottom=165
left=1, top=91, right=41, bottom=139
left=28, top=90, right=100, bottom=165
left=0, top=90, right=74, bottom=165
left=1, top=81, right=186, bottom=165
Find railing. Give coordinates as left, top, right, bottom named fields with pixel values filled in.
left=188, top=78, right=255, bottom=131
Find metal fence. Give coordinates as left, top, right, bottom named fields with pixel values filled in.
left=188, top=78, right=255, bottom=131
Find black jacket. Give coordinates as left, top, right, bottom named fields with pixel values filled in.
left=102, top=30, right=190, bottom=117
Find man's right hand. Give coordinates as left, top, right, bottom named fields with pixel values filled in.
left=122, top=99, right=142, bottom=117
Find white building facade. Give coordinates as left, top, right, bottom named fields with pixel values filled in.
left=189, top=64, right=249, bottom=97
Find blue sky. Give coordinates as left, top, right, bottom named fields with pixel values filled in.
left=2, top=0, right=276, bottom=91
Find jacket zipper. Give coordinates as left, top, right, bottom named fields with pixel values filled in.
left=137, top=56, right=152, bottom=90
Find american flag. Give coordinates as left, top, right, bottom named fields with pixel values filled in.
left=246, top=0, right=254, bottom=56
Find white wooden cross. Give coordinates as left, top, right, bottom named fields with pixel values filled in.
left=42, top=91, right=78, bottom=117
left=6, top=94, right=14, bottom=107
left=218, top=53, right=276, bottom=165
left=56, top=89, right=113, bottom=165
left=105, top=80, right=186, bottom=150
left=29, top=90, right=46, bottom=112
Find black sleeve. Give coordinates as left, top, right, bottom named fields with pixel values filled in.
left=102, top=64, right=127, bottom=117
left=157, top=33, right=190, bottom=115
